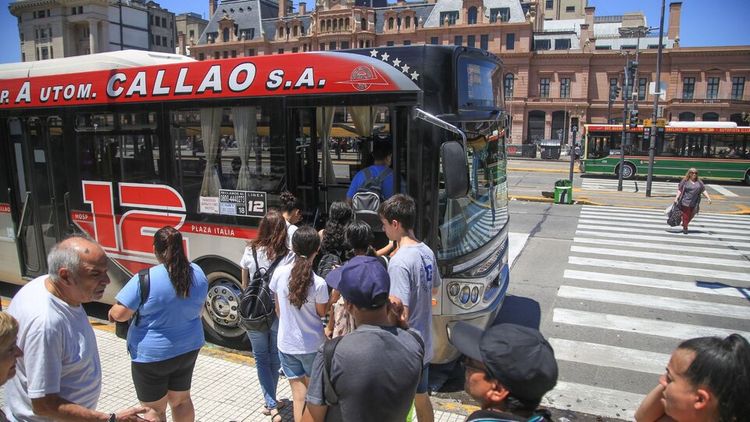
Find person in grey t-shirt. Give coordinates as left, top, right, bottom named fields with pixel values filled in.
left=674, top=167, right=712, bottom=234
left=304, top=256, right=424, bottom=422
left=379, top=194, right=441, bottom=422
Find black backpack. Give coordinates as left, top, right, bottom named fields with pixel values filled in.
left=316, top=252, right=343, bottom=279
left=238, top=247, right=285, bottom=332
left=351, top=167, right=392, bottom=229
left=115, top=269, right=151, bottom=340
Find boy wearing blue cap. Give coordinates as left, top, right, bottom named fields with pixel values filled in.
left=302, top=256, right=424, bottom=422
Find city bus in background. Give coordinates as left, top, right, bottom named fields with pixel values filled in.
left=0, top=45, right=509, bottom=363
left=581, top=121, right=750, bottom=183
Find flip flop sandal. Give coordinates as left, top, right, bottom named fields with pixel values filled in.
left=270, top=408, right=282, bottom=422
left=262, top=401, right=287, bottom=415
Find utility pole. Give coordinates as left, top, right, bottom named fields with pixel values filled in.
left=569, top=123, right=578, bottom=183
left=617, top=52, right=630, bottom=192
left=646, top=0, right=666, bottom=197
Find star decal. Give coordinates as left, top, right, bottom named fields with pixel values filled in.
left=410, top=71, right=419, bottom=81
left=392, top=58, right=401, bottom=67
left=381, top=52, right=390, bottom=61
left=401, top=64, right=410, bottom=73
left=369, top=49, right=378, bottom=57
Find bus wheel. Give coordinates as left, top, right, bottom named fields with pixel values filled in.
left=618, top=163, right=636, bottom=179
left=199, top=260, right=250, bottom=350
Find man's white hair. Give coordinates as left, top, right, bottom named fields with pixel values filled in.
left=47, top=238, right=85, bottom=282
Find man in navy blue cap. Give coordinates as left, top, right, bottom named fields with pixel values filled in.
left=449, top=322, right=558, bottom=422
left=302, top=256, right=425, bottom=422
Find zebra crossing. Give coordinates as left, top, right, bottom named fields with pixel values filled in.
left=580, top=177, right=739, bottom=197
left=541, top=205, right=750, bottom=420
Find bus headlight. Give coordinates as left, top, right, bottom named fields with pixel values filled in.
left=460, top=286, right=471, bottom=304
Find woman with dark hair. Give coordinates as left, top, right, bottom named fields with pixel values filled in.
left=269, top=226, right=329, bottom=422
left=109, top=226, right=208, bottom=422
left=324, top=220, right=386, bottom=338
left=280, top=191, right=303, bottom=248
left=238, top=210, right=293, bottom=422
left=674, top=167, right=712, bottom=234
left=316, top=201, right=354, bottom=278
left=635, top=334, right=750, bottom=422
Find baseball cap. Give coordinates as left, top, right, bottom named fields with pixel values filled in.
left=325, top=256, right=389, bottom=309
left=449, top=322, right=558, bottom=402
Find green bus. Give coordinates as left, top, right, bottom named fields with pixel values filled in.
left=582, top=122, right=750, bottom=183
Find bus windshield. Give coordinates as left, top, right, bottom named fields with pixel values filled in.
left=438, top=120, right=508, bottom=260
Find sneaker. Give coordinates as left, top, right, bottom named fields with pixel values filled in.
left=683, top=228, right=688, bottom=234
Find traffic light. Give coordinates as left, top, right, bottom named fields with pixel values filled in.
left=609, top=85, right=621, bottom=101
left=627, top=60, right=638, bottom=83
left=629, top=106, right=639, bottom=128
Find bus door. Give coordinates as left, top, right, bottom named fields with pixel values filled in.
left=286, top=107, right=321, bottom=225
left=7, top=116, right=67, bottom=278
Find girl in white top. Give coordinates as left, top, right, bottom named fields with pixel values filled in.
left=238, top=210, right=294, bottom=421
left=269, top=225, right=328, bottom=422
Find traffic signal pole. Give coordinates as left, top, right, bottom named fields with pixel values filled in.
left=617, top=54, right=630, bottom=192
left=646, top=0, right=666, bottom=197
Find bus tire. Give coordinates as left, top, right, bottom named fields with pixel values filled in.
left=196, top=258, right=250, bottom=351
left=617, top=162, right=636, bottom=180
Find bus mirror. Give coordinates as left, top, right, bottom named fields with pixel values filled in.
left=441, top=141, right=470, bottom=199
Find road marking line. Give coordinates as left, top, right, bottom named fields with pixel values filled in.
left=549, top=338, right=669, bottom=375
left=581, top=206, right=750, bottom=222
left=568, top=256, right=750, bottom=282
left=570, top=245, right=750, bottom=269
left=564, top=269, right=750, bottom=299
left=542, top=381, right=644, bottom=421
left=708, top=184, right=739, bottom=197
left=580, top=214, right=750, bottom=231
left=580, top=211, right=750, bottom=228
left=577, top=223, right=750, bottom=242
left=558, top=285, right=750, bottom=320
left=509, top=232, right=529, bottom=268
left=553, top=308, right=750, bottom=340
left=575, top=230, right=750, bottom=250
left=574, top=236, right=747, bottom=256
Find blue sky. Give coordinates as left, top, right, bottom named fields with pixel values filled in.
left=0, top=0, right=746, bottom=63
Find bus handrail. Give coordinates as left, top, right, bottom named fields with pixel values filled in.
left=414, top=108, right=467, bottom=147
left=16, top=191, right=31, bottom=240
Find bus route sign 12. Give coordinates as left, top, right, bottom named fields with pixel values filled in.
left=218, top=189, right=266, bottom=218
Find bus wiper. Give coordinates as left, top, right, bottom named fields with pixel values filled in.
left=414, top=108, right=466, bottom=147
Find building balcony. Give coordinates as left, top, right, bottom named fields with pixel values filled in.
left=668, top=98, right=749, bottom=105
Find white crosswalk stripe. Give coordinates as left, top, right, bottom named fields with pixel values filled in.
left=543, top=205, right=750, bottom=420
left=580, top=178, right=739, bottom=198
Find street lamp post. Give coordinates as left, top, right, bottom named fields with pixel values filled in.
left=646, top=0, right=666, bottom=197
left=617, top=51, right=630, bottom=192
left=569, top=123, right=578, bottom=183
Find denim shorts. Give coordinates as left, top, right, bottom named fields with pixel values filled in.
left=279, top=351, right=317, bottom=379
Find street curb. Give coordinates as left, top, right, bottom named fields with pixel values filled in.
left=508, top=167, right=581, bottom=174
left=510, top=195, right=553, bottom=203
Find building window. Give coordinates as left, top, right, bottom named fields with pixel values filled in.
left=403, top=40, right=411, bottom=46
left=540, top=78, right=550, bottom=98
left=464, top=35, right=473, bottom=48
left=161, top=17, right=167, bottom=27
left=480, top=34, right=489, bottom=50
left=198, top=53, right=205, bottom=60
left=504, top=73, right=514, bottom=99
left=454, top=35, right=463, bottom=46
left=706, top=77, right=719, bottom=99
left=292, top=47, right=299, bottom=53
left=560, top=77, right=570, bottom=98
left=223, top=28, right=230, bottom=42
left=732, top=76, right=746, bottom=100
left=278, top=48, right=285, bottom=54
left=430, top=37, right=439, bottom=45
left=71, top=7, right=76, bottom=15
left=214, top=52, right=220, bottom=59
left=78, top=6, right=82, bottom=14
left=155, top=36, right=161, bottom=46
left=554, top=39, right=570, bottom=50
left=386, top=41, right=394, bottom=46
left=534, top=39, right=551, bottom=50
left=329, top=42, right=336, bottom=50
left=682, top=77, right=695, bottom=100
left=468, top=7, right=477, bottom=24
left=231, top=50, right=237, bottom=57
left=189, top=30, right=195, bottom=39
left=638, top=78, right=647, bottom=101
left=341, top=41, right=350, bottom=49
left=361, top=18, right=367, bottom=30
left=162, top=36, right=167, bottom=46
left=405, top=16, right=411, bottom=28
left=388, top=17, right=394, bottom=30
left=546, top=0, right=554, bottom=9
left=490, top=8, right=510, bottom=23
left=506, top=33, right=515, bottom=50
left=247, top=48, right=256, bottom=56
left=565, top=6, right=575, bottom=12
left=595, top=45, right=612, bottom=50
left=223, top=51, right=229, bottom=58
left=440, top=11, right=458, bottom=26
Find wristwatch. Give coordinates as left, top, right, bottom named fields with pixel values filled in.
left=108, top=413, right=117, bottom=422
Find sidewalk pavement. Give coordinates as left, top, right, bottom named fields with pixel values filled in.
left=0, top=321, right=468, bottom=422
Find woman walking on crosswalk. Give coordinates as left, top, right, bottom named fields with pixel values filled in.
left=674, top=168, right=712, bottom=234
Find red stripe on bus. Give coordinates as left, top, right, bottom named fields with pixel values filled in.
left=70, top=210, right=257, bottom=240
left=0, top=203, right=10, bottom=213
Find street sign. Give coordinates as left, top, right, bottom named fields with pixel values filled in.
left=649, top=81, right=667, bottom=100
left=643, top=118, right=653, bottom=127
left=656, top=118, right=667, bottom=127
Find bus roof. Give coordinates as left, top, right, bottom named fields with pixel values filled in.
left=0, top=51, right=420, bottom=110
left=0, top=50, right=196, bottom=80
